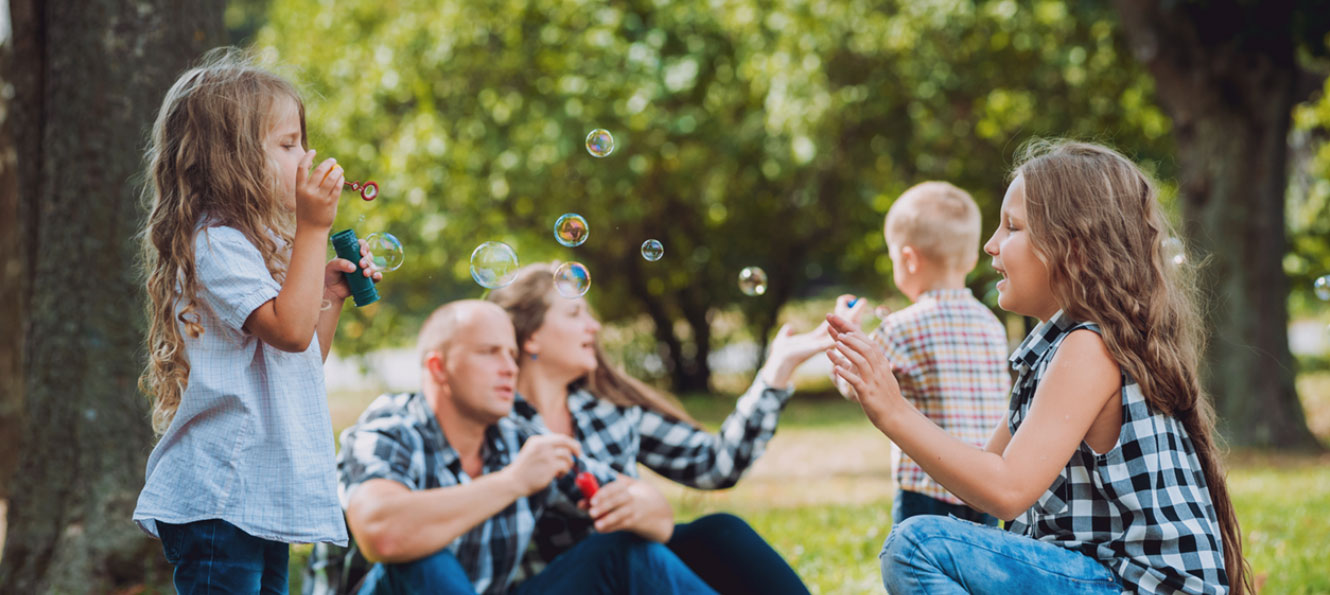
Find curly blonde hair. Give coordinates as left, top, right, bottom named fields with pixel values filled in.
left=139, top=49, right=305, bottom=435
left=1017, top=139, right=1249, bottom=594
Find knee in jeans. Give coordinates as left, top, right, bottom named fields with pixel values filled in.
left=881, top=515, right=951, bottom=562
left=689, top=512, right=750, bottom=536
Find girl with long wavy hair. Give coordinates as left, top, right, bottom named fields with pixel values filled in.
left=487, top=263, right=831, bottom=594
left=827, top=140, right=1247, bottom=594
left=132, top=49, right=378, bottom=591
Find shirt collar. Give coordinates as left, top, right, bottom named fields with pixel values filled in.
left=918, top=288, right=974, bottom=302
left=413, top=392, right=512, bottom=471
left=1008, top=310, right=1078, bottom=374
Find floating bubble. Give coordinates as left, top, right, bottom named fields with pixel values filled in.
left=875, top=305, right=892, bottom=321
left=470, top=241, right=519, bottom=289
left=738, top=266, right=768, bottom=296
left=1316, top=275, right=1330, bottom=301
left=585, top=128, right=615, bottom=158
left=1161, top=237, right=1186, bottom=266
left=641, top=239, right=664, bottom=262
left=365, top=232, right=405, bottom=272
left=554, top=213, right=589, bottom=247
left=554, top=262, right=591, bottom=298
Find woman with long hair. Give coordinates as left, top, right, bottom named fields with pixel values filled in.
left=489, top=263, right=831, bottom=594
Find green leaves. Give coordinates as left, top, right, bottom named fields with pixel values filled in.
left=256, top=0, right=1172, bottom=374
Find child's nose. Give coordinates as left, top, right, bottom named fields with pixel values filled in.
left=983, top=234, right=999, bottom=256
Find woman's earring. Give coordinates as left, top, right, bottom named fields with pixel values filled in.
left=530, top=353, right=539, bottom=361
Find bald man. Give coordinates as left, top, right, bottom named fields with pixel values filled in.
left=311, top=300, right=715, bottom=595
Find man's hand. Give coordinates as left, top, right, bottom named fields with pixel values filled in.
left=503, top=434, right=581, bottom=496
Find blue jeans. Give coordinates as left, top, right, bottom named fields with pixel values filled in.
left=880, top=516, right=1123, bottom=594
left=157, top=518, right=290, bottom=594
left=667, top=513, right=809, bottom=595
left=359, top=531, right=717, bottom=594
left=893, top=489, right=999, bottom=527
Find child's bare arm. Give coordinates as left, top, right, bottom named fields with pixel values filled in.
left=244, top=153, right=342, bottom=352
left=828, top=315, right=1119, bottom=520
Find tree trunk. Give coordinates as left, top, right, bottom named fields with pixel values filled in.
left=0, top=0, right=226, bottom=590
left=0, top=0, right=28, bottom=507
left=1113, top=0, right=1321, bottom=449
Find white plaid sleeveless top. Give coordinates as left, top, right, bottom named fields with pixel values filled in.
left=1006, top=311, right=1229, bottom=594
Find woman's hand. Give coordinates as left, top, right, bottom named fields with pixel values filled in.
left=759, top=323, right=836, bottom=388
left=585, top=476, right=675, bottom=543
left=825, top=313, right=906, bottom=424
left=323, top=238, right=382, bottom=302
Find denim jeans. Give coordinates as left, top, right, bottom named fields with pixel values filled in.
left=893, top=489, right=1000, bottom=527
left=880, top=516, right=1123, bottom=594
left=359, top=531, right=718, bottom=594
left=666, top=513, right=810, bottom=595
left=157, top=518, right=290, bottom=594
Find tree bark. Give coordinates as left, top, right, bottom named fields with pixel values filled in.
left=1113, top=0, right=1321, bottom=449
left=0, top=0, right=30, bottom=507
left=0, top=0, right=226, bottom=590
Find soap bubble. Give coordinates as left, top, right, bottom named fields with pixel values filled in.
left=1161, top=237, right=1186, bottom=266
left=1315, top=275, right=1330, bottom=301
left=470, top=241, right=519, bottom=289
left=738, top=267, right=768, bottom=296
left=585, top=129, right=615, bottom=158
left=641, top=239, right=664, bottom=262
left=554, top=262, right=591, bottom=298
left=365, top=233, right=404, bottom=272
left=554, top=213, right=589, bottom=247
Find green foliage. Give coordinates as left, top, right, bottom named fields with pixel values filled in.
left=1288, top=82, right=1330, bottom=316
left=253, top=0, right=1172, bottom=383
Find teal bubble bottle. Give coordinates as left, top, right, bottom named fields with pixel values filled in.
left=331, top=229, right=379, bottom=307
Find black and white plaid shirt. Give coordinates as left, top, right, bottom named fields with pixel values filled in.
left=303, top=392, right=615, bottom=595
left=509, top=379, right=794, bottom=581
left=1007, top=312, right=1229, bottom=594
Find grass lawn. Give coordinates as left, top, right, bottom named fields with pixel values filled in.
left=291, top=379, right=1330, bottom=593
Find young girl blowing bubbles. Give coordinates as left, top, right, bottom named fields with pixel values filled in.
left=132, top=49, right=379, bottom=592
left=827, top=140, right=1248, bottom=595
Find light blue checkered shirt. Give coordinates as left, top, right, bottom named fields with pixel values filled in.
left=133, top=224, right=348, bottom=546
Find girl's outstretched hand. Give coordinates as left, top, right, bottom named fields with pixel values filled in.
left=826, top=313, right=904, bottom=422
left=296, top=150, right=344, bottom=229
left=323, top=238, right=382, bottom=301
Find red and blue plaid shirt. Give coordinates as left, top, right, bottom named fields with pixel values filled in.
left=870, top=288, right=1010, bottom=505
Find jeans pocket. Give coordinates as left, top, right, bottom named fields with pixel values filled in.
left=158, top=521, right=184, bottom=564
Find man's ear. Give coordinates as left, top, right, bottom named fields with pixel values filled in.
left=424, top=349, right=448, bottom=384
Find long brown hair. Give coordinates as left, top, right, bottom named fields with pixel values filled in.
left=1016, top=139, right=1249, bottom=593
left=139, top=49, right=307, bottom=435
left=487, top=263, right=698, bottom=426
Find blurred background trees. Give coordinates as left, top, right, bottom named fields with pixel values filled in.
left=4, top=0, right=1330, bottom=588
left=256, top=0, right=1175, bottom=391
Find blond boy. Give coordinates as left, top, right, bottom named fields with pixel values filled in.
left=837, top=182, right=1010, bottom=526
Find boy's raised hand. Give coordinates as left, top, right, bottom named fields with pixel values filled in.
left=832, top=294, right=869, bottom=327
left=296, top=150, right=344, bottom=229
left=826, top=313, right=905, bottom=423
